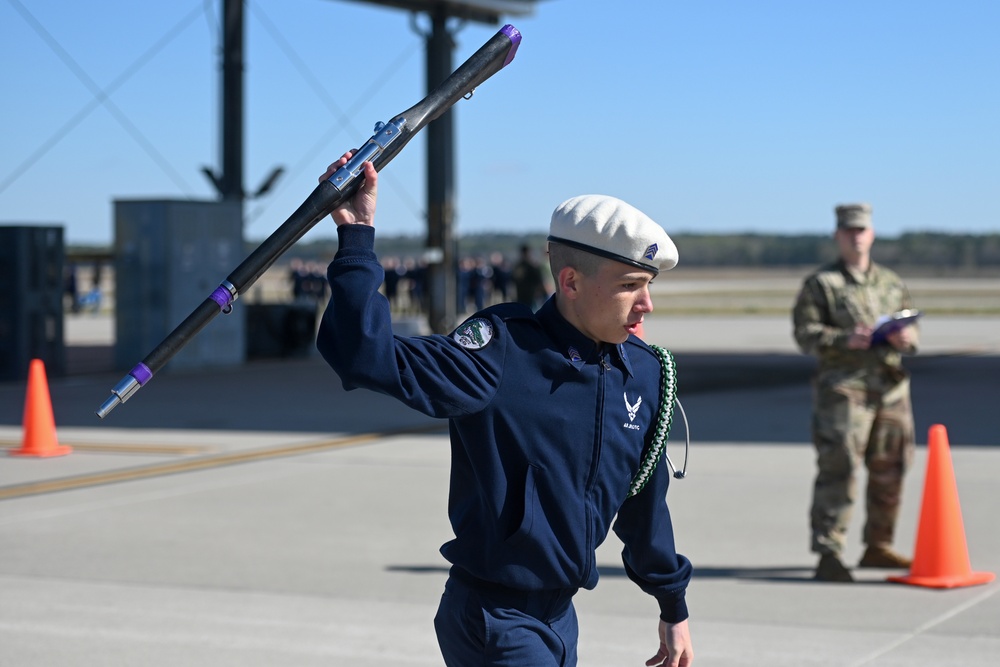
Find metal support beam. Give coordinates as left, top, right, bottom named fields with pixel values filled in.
left=424, top=7, right=457, bottom=334
left=220, top=0, right=244, bottom=201
left=333, top=1, right=540, bottom=332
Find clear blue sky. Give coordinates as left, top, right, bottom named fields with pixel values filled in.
left=2, top=0, right=998, bottom=246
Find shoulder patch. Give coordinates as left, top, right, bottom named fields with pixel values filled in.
left=452, top=318, right=494, bottom=350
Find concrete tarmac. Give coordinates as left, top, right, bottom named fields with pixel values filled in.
left=1, top=314, right=998, bottom=666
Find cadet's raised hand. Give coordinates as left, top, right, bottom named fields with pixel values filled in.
left=320, top=151, right=378, bottom=227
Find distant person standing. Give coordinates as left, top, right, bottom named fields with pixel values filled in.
left=382, top=256, right=403, bottom=310
left=792, top=203, right=919, bottom=582
left=289, top=258, right=308, bottom=301
left=489, top=251, right=510, bottom=304
left=64, top=262, right=80, bottom=313
left=511, top=244, right=547, bottom=310
left=470, top=256, right=492, bottom=312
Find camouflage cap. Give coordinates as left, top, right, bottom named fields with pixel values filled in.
left=835, top=203, right=873, bottom=230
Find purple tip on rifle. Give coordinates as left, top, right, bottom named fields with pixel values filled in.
left=209, top=285, right=233, bottom=310
left=501, top=25, right=521, bottom=67
left=131, top=363, right=153, bottom=385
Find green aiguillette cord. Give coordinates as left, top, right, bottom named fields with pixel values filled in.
left=627, top=345, right=677, bottom=498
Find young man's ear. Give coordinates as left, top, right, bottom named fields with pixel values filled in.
left=558, top=266, right=580, bottom=299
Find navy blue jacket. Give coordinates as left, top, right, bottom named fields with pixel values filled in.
left=318, top=225, right=691, bottom=622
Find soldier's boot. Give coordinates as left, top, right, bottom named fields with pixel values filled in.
left=858, top=545, right=911, bottom=569
left=814, top=553, right=854, bottom=582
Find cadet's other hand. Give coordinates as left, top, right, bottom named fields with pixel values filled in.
left=646, top=619, right=693, bottom=667
left=320, top=151, right=378, bottom=227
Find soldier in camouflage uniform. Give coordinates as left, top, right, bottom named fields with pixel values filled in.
left=792, top=203, right=918, bottom=582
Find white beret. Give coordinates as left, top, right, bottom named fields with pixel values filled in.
left=548, top=195, right=679, bottom=274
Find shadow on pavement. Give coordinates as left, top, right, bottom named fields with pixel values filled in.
left=384, top=563, right=852, bottom=585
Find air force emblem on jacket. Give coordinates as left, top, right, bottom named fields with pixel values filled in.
left=624, top=392, right=642, bottom=430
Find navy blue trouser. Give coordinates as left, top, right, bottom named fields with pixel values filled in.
left=434, top=569, right=580, bottom=666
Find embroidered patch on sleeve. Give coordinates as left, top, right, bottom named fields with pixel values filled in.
left=452, top=318, right=494, bottom=350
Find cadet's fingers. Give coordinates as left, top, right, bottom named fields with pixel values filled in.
left=318, top=151, right=355, bottom=182
left=361, top=160, right=378, bottom=186
left=645, top=647, right=669, bottom=666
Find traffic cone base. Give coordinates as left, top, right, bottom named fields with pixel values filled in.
left=10, top=359, right=72, bottom=458
left=10, top=443, right=72, bottom=458
left=888, top=570, right=994, bottom=589
left=887, top=424, right=993, bottom=589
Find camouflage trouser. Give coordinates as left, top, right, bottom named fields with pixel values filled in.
left=809, top=373, right=915, bottom=556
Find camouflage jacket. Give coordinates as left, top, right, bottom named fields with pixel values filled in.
left=792, top=260, right=918, bottom=380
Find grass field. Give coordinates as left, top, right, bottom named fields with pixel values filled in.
left=70, top=264, right=1000, bottom=317
left=648, top=267, right=1000, bottom=316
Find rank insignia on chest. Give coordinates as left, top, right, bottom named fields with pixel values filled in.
left=453, top=318, right=494, bottom=350
left=568, top=346, right=582, bottom=362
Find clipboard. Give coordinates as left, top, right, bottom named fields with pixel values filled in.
left=871, top=309, right=922, bottom=345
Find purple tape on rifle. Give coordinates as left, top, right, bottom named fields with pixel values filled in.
left=130, top=363, right=153, bottom=386
left=209, top=285, right=233, bottom=310
left=501, top=25, right=521, bottom=67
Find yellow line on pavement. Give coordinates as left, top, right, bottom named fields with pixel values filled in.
left=0, top=441, right=209, bottom=455
left=0, top=424, right=444, bottom=501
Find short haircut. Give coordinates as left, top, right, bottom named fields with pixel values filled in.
left=548, top=242, right=605, bottom=292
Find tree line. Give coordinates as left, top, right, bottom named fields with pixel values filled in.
left=274, top=231, right=1000, bottom=272
left=73, top=232, right=998, bottom=273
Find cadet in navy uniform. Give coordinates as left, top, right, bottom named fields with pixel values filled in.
left=317, top=154, right=694, bottom=667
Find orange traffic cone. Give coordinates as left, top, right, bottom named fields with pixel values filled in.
left=10, top=359, right=72, bottom=458
left=888, top=424, right=994, bottom=589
